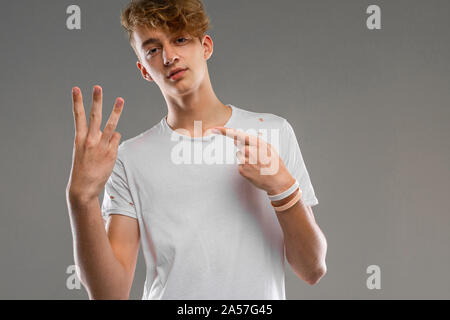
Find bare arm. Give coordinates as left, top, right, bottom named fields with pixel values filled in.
left=66, top=85, right=139, bottom=299
left=271, top=188, right=327, bottom=285
left=67, top=196, right=140, bottom=299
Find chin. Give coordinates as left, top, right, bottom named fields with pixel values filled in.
left=168, top=81, right=200, bottom=96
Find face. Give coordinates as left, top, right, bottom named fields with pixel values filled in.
left=132, top=25, right=213, bottom=97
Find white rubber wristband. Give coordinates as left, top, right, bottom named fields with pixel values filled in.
left=267, top=179, right=299, bottom=201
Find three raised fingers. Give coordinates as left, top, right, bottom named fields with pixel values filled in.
left=72, top=86, right=124, bottom=147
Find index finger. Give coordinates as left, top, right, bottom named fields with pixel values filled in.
left=212, top=127, right=258, bottom=146
left=72, top=87, right=88, bottom=137
left=101, top=98, right=125, bottom=146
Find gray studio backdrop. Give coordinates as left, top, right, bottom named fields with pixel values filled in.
left=0, top=0, right=449, bottom=299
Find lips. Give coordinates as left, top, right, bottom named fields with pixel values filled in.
left=168, top=68, right=188, bottom=78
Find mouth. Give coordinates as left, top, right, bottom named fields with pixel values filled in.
left=168, top=68, right=188, bottom=79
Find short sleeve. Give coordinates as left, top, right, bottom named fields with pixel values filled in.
left=280, top=119, right=319, bottom=207
left=101, top=155, right=138, bottom=222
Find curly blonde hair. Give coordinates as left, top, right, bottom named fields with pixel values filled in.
left=121, top=0, right=211, bottom=49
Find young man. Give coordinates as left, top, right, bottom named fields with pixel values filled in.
left=66, top=0, right=327, bottom=300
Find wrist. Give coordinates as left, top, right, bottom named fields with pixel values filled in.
left=66, top=189, right=99, bottom=208
left=266, top=175, right=296, bottom=195
left=271, top=187, right=300, bottom=207
left=271, top=188, right=302, bottom=213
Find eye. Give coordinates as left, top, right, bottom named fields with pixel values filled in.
left=146, top=48, right=159, bottom=56
left=176, top=37, right=189, bottom=44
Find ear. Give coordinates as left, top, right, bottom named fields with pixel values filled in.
left=137, top=61, right=153, bottom=82
left=201, top=35, right=213, bottom=60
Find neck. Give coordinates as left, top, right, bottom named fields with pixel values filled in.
left=163, top=72, right=231, bottom=137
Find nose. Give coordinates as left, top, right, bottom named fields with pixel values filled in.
left=163, top=45, right=179, bottom=66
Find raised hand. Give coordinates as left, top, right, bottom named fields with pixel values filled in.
left=66, top=85, right=124, bottom=204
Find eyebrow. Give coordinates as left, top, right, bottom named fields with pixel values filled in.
left=141, top=38, right=161, bottom=49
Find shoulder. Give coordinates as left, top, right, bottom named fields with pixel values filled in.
left=230, top=104, right=288, bottom=131
left=116, top=118, right=166, bottom=162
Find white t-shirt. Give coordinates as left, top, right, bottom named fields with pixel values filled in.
left=101, top=104, right=319, bottom=300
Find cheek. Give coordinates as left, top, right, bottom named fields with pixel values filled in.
left=146, top=64, right=164, bottom=81
left=191, top=52, right=207, bottom=71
